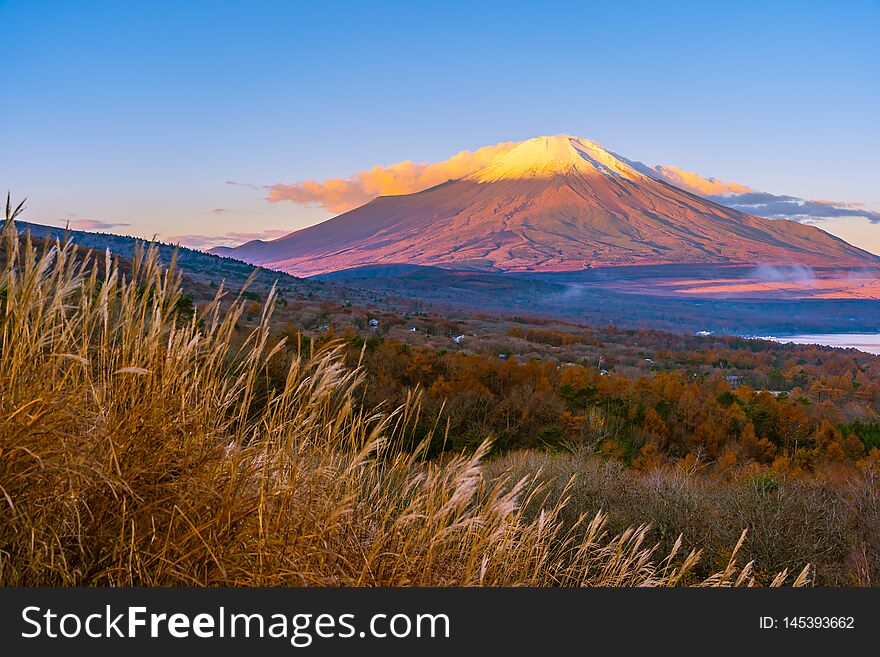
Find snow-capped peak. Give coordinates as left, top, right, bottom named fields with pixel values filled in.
left=467, top=135, right=641, bottom=183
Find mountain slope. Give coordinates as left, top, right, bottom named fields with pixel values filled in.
left=215, top=136, right=877, bottom=276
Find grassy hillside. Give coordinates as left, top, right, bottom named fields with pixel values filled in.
left=10, top=219, right=322, bottom=299
left=0, top=205, right=810, bottom=587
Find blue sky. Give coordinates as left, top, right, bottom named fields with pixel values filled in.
left=2, top=0, right=878, bottom=251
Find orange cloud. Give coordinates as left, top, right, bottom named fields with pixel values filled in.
left=263, top=139, right=762, bottom=214
left=267, top=141, right=519, bottom=213
left=813, top=199, right=865, bottom=207
left=650, top=165, right=752, bottom=196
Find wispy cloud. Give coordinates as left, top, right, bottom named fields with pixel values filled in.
left=226, top=180, right=266, bottom=191
left=624, top=159, right=880, bottom=224
left=644, top=164, right=752, bottom=196
left=813, top=199, right=865, bottom=207
left=61, top=218, right=131, bottom=231
left=166, top=229, right=289, bottom=250
left=706, top=192, right=880, bottom=223
left=261, top=141, right=519, bottom=213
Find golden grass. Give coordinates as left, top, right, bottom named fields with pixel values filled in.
left=0, top=199, right=808, bottom=586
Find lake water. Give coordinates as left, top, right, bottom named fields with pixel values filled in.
left=771, top=334, right=880, bottom=355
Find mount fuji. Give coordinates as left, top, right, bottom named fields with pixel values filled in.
left=212, top=136, right=877, bottom=276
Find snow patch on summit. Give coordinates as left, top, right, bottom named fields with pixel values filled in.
left=467, top=135, right=643, bottom=183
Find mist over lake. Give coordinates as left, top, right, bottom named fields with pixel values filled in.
left=773, top=333, right=880, bottom=355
